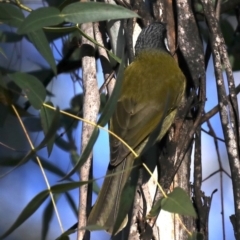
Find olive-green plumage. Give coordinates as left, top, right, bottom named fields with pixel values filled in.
left=87, top=23, right=186, bottom=234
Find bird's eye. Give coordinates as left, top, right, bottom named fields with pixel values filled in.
left=164, top=37, right=170, bottom=52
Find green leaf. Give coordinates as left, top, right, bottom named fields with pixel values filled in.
left=1, top=106, right=60, bottom=176
left=28, top=30, right=57, bottom=74
left=0, top=181, right=93, bottom=239
left=57, top=223, right=106, bottom=238
left=55, top=135, right=72, bottom=151
left=0, top=3, right=24, bottom=27
left=61, top=2, right=139, bottom=24
left=0, top=155, right=73, bottom=180
left=42, top=198, right=55, bottom=240
left=161, top=187, right=197, bottom=217
left=8, top=72, right=46, bottom=109
left=187, top=232, right=204, bottom=240
left=34, top=156, right=73, bottom=180
left=0, top=190, right=49, bottom=239
left=70, top=150, right=80, bottom=165
left=65, top=192, right=78, bottom=217
left=18, top=7, right=64, bottom=34
left=40, top=102, right=60, bottom=156
left=51, top=181, right=92, bottom=193
left=60, top=127, right=99, bottom=180
left=97, top=56, right=124, bottom=126
left=57, top=235, right=71, bottom=240
left=0, top=30, right=23, bottom=43
left=36, top=107, right=59, bottom=149
left=0, top=47, right=7, bottom=58
left=0, top=150, right=38, bottom=179
left=148, top=197, right=162, bottom=218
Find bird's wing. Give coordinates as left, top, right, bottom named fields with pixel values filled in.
left=109, top=90, right=171, bottom=166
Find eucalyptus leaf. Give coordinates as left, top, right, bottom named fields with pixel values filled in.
left=51, top=181, right=92, bottom=193
left=65, top=192, right=78, bottom=217
left=161, top=187, right=197, bottom=217
left=28, top=30, right=57, bottom=74
left=8, top=72, right=46, bottom=110
left=42, top=198, right=55, bottom=240
left=18, top=7, right=64, bottom=34
left=0, top=3, right=24, bottom=27
left=147, top=197, right=162, bottom=218
left=55, top=135, right=73, bottom=151
left=40, top=102, right=60, bottom=156
left=0, top=190, right=49, bottom=239
left=60, top=127, right=99, bottom=180
left=34, top=156, right=73, bottom=180
left=56, top=223, right=106, bottom=238
left=36, top=106, right=59, bottom=153
left=61, top=2, right=139, bottom=24
left=97, top=57, right=124, bottom=126
left=0, top=47, right=6, bottom=58
left=0, top=30, right=23, bottom=42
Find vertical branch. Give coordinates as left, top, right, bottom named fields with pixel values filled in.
left=174, top=0, right=206, bottom=166
left=193, top=127, right=209, bottom=238
left=200, top=1, right=240, bottom=239
left=77, top=22, right=100, bottom=240
left=93, top=22, right=116, bottom=96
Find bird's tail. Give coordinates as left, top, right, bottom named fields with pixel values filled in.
left=87, top=156, right=134, bottom=234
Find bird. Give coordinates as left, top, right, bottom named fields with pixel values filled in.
left=87, top=22, right=186, bottom=235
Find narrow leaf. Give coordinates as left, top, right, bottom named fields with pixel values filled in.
left=0, top=30, right=23, bottom=42
left=18, top=7, right=63, bottom=34
left=42, top=199, right=55, bottom=240
left=97, top=56, right=124, bottom=126
left=0, top=190, right=49, bottom=239
left=147, top=197, right=162, bottom=218
left=56, top=223, right=78, bottom=240
left=0, top=3, right=24, bottom=27
left=8, top=72, right=46, bottom=109
left=65, top=192, right=78, bottom=217
left=161, top=187, right=197, bottom=217
left=55, top=135, right=72, bottom=151
left=28, top=30, right=57, bottom=74
left=51, top=181, right=92, bottom=193
left=61, top=2, right=139, bottom=24
left=40, top=102, right=60, bottom=156
left=0, top=47, right=7, bottom=58
left=60, top=127, right=99, bottom=180
left=35, top=107, right=59, bottom=151
left=0, top=149, right=38, bottom=178
left=34, top=156, right=74, bottom=180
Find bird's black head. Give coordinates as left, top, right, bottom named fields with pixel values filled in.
left=135, top=22, right=169, bottom=56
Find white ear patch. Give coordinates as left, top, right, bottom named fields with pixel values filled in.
left=164, top=37, right=170, bottom=52
left=133, top=23, right=142, bottom=55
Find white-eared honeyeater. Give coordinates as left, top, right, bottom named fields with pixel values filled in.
left=87, top=22, right=186, bottom=234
